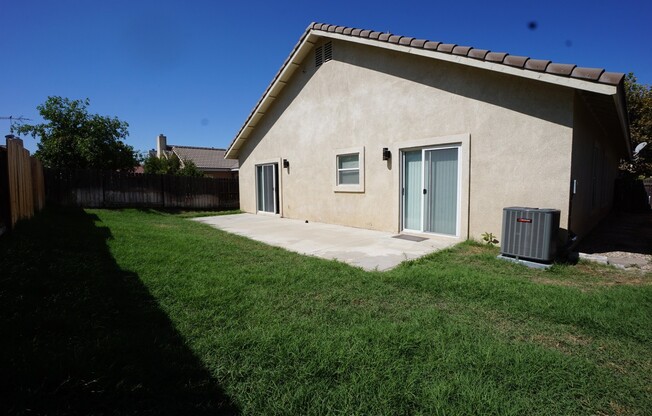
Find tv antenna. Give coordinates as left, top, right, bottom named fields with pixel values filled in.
left=0, top=115, right=31, bottom=131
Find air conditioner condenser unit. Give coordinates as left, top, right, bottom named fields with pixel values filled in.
left=500, top=207, right=560, bottom=264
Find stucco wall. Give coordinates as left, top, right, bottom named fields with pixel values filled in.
left=569, top=93, right=621, bottom=238
left=238, top=40, right=575, bottom=241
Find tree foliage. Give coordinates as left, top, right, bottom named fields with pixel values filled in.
left=142, top=153, right=203, bottom=177
left=14, top=96, right=138, bottom=171
left=623, top=73, right=652, bottom=177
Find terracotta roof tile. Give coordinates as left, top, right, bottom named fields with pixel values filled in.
left=468, top=49, right=489, bottom=59
left=570, top=67, right=605, bottom=81
left=598, top=71, right=625, bottom=85
left=423, top=41, right=441, bottom=50
left=378, top=33, right=391, bottom=41
left=410, top=39, right=427, bottom=48
left=503, top=55, right=529, bottom=68
left=369, top=31, right=382, bottom=40
left=308, top=22, right=623, bottom=87
left=437, top=43, right=456, bottom=53
left=485, top=52, right=508, bottom=63
left=546, top=63, right=576, bottom=76
left=452, top=45, right=472, bottom=56
left=524, top=59, right=551, bottom=72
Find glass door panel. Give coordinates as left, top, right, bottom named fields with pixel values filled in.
left=424, top=148, right=458, bottom=235
left=256, top=163, right=278, bottom=213
left=402, top=151, right=422, bottom=231
left=402, top=147, right=459, bottom=236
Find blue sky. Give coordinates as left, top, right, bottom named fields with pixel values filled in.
left=1, top=0, right=650, bottom=155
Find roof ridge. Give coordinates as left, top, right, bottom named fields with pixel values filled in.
left=171, top=145, right=226, bottom=151
left=310, top=22, right=623, bottom=86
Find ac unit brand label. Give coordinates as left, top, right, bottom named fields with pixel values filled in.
left=517, top=218, right=533, bottom=223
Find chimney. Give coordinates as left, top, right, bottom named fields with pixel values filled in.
left=156, top=134, right=167, bottom=158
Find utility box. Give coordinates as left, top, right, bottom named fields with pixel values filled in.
left=501, top=207, right=560, bottom=263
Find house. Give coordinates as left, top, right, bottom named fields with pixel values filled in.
left=155, top=134, right=239, bottom=179
left=224, top=22, right=630, bottom=243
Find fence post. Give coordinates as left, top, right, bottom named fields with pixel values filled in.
left=0, top=145, right=8, bottom=234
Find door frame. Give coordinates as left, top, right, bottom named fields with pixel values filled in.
left=254, top=158, right=283, bottom=216
left=401, top=145, right=462, bottom=237
left=390, top=133, right=472, bottom=241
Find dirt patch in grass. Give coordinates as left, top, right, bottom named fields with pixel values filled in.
left=458, top=244, right=492, bottom=255
left=533, top=270, right=651, bottom=290
left=526, top=332, right=593, bottom=354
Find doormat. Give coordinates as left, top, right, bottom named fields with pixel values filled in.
left=392, top=234, right=427, bottom=242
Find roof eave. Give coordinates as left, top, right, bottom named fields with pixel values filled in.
left=225, top=25, right=320, bottom=159
left=319, top=31, right=618, bottom=95
left=226, top=23, right=625, bottom=160
left=614, top=82, right=632, bottom=159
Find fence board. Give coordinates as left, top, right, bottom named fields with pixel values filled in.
left=0, top=147, right=8, bottom=234
left=0, top=137, right=45, bottom=232
left=45, top=169, right=239, bottom=210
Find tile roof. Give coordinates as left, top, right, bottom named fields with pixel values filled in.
left=310, top=22, right=623, bottom=85
left=171, top=146, right=239, bottom=170
left=226, top=22, right=627, bottom=159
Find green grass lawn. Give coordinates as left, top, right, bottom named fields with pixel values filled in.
left=1, top=208, right=650, bottom=415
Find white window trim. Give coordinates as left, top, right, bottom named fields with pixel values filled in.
left=333, top=146, right=365, bottom=193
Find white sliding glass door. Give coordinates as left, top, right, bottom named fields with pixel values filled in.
left=256, top=163, right=278, bottom=214
left=403, top=151, right=423, bottom=231
left=402, top=146, right=460, bottom=236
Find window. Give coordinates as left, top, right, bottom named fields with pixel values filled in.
left=337, top=154, right=359, bottom=185
left=333, top=146, right=364, bottom=192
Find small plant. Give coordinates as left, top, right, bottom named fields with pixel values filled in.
left=482, top=232, right=499, bottom=246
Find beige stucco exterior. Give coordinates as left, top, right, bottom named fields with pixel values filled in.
left=232, top=37, right=627, bottom=243
left=569, top=93, right=622, bottom=238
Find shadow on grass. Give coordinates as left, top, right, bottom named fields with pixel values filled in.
left=0, top=208, right=238, bottom=415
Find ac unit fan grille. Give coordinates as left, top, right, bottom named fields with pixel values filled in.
left=501, top=207, right=560, bottom=263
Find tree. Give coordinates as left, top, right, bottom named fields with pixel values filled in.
left=14, top=96, right=138, bottom=171
left=142, top=153, right=203, bottom=177
left=623, top=73, right=652, bottom=178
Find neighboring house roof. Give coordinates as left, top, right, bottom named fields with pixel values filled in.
left=171, top=146, right=239, bottom=171
left=225, top=22, right=629, bottom=159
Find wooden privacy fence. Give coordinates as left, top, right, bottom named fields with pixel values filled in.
left=644, top=178, right=652, bottom=208
left=45, top=169, right=239, bottom=210
left=0, top=136, right=45, bottom=234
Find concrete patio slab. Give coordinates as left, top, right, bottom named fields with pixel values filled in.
left=193, top=214, right=458, bottom=271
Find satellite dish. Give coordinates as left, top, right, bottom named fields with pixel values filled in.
left=634, top=142, right=647, bottom=156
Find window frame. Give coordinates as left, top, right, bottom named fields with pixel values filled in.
left=333, top=146, right=365, bottom=193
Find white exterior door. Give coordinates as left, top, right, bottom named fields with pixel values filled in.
left=402, top=146, right=460, bottom=236
left=256, top=163, right=278, bottom=214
